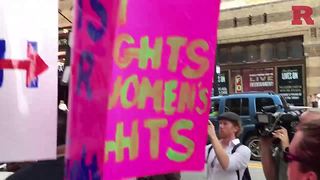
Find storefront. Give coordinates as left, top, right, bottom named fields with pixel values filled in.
left=215, top=36, right=306, bottom=106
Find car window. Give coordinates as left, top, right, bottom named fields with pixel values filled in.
left=242, top=98, right=249, bottom=115
left=210, top=99, right=220, bottom=117
left=225, top=98, right=249, bottom=116
left=256, top=97, right=274, bottom=112
left=226, top=98, right=240, bottom=114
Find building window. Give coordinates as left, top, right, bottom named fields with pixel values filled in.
left=231, top=46, right=245, bottom=63
left=276, top=42, right=287, bottom=59
left=218, top=47, right=230, bottom=63
left=247, top=45, right=259, bottom=61
left=233, top=17, right=238, bottom=27
left=248, top=15, right=252, bottom=25
left=288, top=39, right=304, bottom=59
left=260, top=43, right=274, bottom=61
left=218, top=36, right=303, bottom=64
left=263, top=13, right=268, bottom=23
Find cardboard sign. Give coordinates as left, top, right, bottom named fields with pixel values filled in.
left=0, top=0, right=57, bottom=161
left=66, top=0, right=220, bottom=179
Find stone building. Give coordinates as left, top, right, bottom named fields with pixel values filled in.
left=216, top=0, right=320, bottom=106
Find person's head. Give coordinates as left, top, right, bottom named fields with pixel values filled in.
left=217, top=112, right=242, bottom=139
left=300, top=109, right=320, bottom=123
left=287, top=119, right=320, bottom=180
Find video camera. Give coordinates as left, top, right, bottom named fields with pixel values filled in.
left=256, top=105, right=301, bottom=140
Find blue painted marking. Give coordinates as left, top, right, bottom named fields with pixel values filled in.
left=0, top=40, right=5, bottom=87
left=87, top=0, right=107, bottom=42
left=27, top=41, right=39, bottom=88
left=66, top=146, right=101, bottom=180
left=77, top=51, right=94, bottom=99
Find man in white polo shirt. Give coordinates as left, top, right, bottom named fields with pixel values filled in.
left=207, top=112, right=251, bottom=180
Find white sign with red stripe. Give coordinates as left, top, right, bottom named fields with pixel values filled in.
left=0, top=0, right=57, bottom=161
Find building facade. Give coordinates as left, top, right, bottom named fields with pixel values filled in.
left=216, top=0, right=320, bottom=106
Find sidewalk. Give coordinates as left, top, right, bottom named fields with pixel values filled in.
left=181, top=161, right=265, bottom=180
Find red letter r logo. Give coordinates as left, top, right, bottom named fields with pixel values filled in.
left=291, top=6, right=314, bottom=25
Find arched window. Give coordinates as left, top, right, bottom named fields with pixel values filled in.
left=218, top=47, right=230, bottom=63
left=231, top=46, right=245, bottom=63
left=288, top=39, right=304, bottom=59
left=261, top=43, right=274, bottom=60
left=247, top=45, right=259, bottom=61
left=275, top=42, right=287, bottom=59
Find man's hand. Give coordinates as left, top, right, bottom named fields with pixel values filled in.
left=272, top=127, right=289, bottom=149
left=208, top=120, right=217, bottom=140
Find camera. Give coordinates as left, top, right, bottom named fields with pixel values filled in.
left=256, top=105, right=301, bottom=140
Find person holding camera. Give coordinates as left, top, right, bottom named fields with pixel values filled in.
left=260, top=129, right=288, bottom=180
left=260, top=109, right=320, bottom=180
left=207, top=112, right=251, bottom=180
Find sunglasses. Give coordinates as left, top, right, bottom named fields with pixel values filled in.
left=283, top=149, right=304, bottom=163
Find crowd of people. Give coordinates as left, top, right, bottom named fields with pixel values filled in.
left=4, top=103, right=320, bottom=180
left=132, top=108, right=320, bottom=180
left=206, top=109, right=320, bottom=180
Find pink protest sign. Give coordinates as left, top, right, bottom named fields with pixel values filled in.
left=66, top=0, right=220, bottom=179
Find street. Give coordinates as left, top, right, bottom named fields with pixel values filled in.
left=0, top=161, right=265, bottom=180
left=181, top=161, right=266, bottom=180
